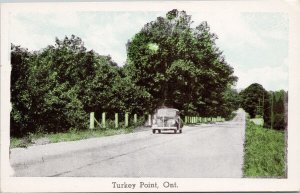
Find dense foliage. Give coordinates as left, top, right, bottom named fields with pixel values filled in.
left=270, top=90, right=288, bottom=130
left=11, top=36, right=148, bottom=137
left=126, top=9, right=238, bottom=116
left=11, top=10, right=240, bottom=137
left=243, top=121, right=286, bottom=177
left=239, top=83, right=287, bottom=130
left=239, top=83, right=271, bottom=127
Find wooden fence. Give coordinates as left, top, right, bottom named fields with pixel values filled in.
left=89, top=112, right=141, bottom=129
left=184, top=116, right=225, bottom=124
left=89, top=112, right=226, bottom=129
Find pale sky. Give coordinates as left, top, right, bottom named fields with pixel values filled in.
left=9, top=10, right=288, bottom=91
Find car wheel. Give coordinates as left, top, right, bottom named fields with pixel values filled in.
left=158, top=129, right=161, bottom=134
left=174, top=129, right=177, bottom=134
left=179, top=129, right=182, bottom=134
left=152, top=129, right=155, bottom=134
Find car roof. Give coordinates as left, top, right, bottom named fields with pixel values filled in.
left=157, top=107, right=179, bottom=111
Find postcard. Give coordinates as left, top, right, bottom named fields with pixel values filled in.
left=1, top=1, right=300, bottom=192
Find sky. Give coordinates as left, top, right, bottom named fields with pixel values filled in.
left=9, top=10, right=289, bottom=91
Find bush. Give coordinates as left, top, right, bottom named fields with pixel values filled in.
left=10, top=36, right=147, bottom=137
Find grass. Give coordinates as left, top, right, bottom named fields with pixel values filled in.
left=250, top=118, right=264, bottom=126
left=10, top=127, right=134, bottom=148
left=243, top=121, right=286, bottom=177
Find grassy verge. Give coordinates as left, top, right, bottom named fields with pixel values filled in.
left=243, top=121, right=286, bottom=177
left=11, top=117, right=146, bottom=148
left=10, top=126, right=139, bottom=148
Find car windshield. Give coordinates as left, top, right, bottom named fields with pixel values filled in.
left=157, top=109, right=177, bottom=118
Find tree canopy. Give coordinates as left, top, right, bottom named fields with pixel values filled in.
left=14, top=10, right=287, bottom=137
left=10, top=35, right=149, bottom=136
left=126, top=9, right=237, bottom=116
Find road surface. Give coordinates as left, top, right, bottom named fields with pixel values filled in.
left=10, top=109, right=246, bottom=177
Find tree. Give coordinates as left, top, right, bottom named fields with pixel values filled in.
left=239, top=83, right=271, bottom=127
left=10, top=44, right=32, bottom=136
left=126, top=9, right=237, bottom=116
left=270, top=90, right=287, bottom=130
left=12, top=36, right=124, bottom=136
left=11, top=35, right=153, bottom=137
left=220, top=88, right=241, bottom=117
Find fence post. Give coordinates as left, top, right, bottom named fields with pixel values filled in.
left=185, top=116, right=187, bottom=124
left=102, top=112, right=106, bottom=128
left=134, top=114, right=137, bottom=124
left=125, top=112, right=129, bottom=127
left=115, top=113, right=118, bottom=128
left=148, top=114, right=151, bottom=126
left=90, top=112, right=95, bottom=129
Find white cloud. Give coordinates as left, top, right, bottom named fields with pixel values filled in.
left=10, top=14, right=53, bottom=50
left=9, top=11, right=288, bottom=91
left=191, top=12, right=267, bottom=49
left=47, top=12, right=81, bottom=28
left=234, top=62, right=288, bottom=91
left=82, top=12, right=162, bottom=65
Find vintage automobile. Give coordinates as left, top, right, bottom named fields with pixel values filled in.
left=152, top=108, right=183, bottom=134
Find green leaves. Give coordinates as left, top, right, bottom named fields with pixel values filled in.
left=147, top=43, right=159, bottom=53
left=11, top=33, right=157, bottom=137
left=10, top=10, right=243, bottom=137
left=240, top=84, right=269, bottom=120
left=126, top=9, right=237, bottom=116
left=239, top=83, right=288, bottom=129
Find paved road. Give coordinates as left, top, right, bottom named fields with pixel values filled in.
left=10, top=109, right=246, bottom=177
